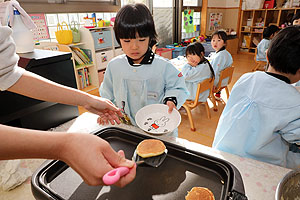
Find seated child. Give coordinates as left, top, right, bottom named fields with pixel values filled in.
left=99, top=4, right=189, bottom=136
left=292, top=12, right=300, bottom=26
left=212, top=26, right=300, bottom=169
left=209, top=30, right=233, bottom=98
left=256, top=25, right=280, bottom=62
left=181, top=42, right=215, bottom=102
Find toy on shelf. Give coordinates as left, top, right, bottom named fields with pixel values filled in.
left=83, top=16, right=95, bottom=28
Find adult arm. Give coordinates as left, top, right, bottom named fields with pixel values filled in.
left=7, top=71, right=122, bottom=125
left=0, top=124, right=136, bottom=187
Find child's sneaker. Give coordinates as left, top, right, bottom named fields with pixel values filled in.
left=215, top=93, right=221, bottom=98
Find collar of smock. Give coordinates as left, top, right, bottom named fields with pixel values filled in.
left=216, top=46, right=226, bottom=53
left=266, top=72, right=291, bottom=84
left=126, top=48, right=155, bottom=67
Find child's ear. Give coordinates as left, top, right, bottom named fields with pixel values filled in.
left=201, top=52, right=205, bottom=57
left=266, top=49, right=269, bottom=62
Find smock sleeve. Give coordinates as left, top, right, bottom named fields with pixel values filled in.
left=164, top=63, right=189, bottom=109
left=0, top=26, right=25, bottom=91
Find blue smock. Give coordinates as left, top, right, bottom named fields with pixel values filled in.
left=209, top=49, right=233, bottom=86
left=213, top=71, right=300, bottom=169
left=296, top=80, right=300, bottom=86
left=100, top=54, right=189, bottom=136
left=256, top=38, right=270, bottom=62
left=181, top=62, right=213, bottom=102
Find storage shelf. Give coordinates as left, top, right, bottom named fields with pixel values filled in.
left=75, top=63, right=94, bottom=70
left=239, top=7, right=300, bottom=54
left=81, top=85, right=98, bottom=93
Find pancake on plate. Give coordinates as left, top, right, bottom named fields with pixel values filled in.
left=185, top=187, right=215, bottom=200
left=136, top=139, right=166, bottom=158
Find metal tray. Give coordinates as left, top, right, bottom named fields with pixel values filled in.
left=31, top=127, right=247, bottom=200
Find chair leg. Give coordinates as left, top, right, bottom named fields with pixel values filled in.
left=182, top=104, right=196, bottom=131
left=210, top=94, right=218, bottom=111
left=205, top=101, right=211, bottom=119
left=252, top=63, right=260, bottom=72
left=225, top=87, right=230, bottom=100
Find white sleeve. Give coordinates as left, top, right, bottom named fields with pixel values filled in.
left=0, top=26, right=25, bottom=91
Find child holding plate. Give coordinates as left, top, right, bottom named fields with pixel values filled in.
left=99, top=4, right=189, bottom=137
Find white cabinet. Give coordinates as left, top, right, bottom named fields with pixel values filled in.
left=80, top=26, right=122, bottom=71
left=96, top=49, right=114, bottom=70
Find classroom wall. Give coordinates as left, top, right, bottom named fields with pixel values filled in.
left=208, top=0, right=240, bottom=8
left=205, top=0, right=240, bottom=35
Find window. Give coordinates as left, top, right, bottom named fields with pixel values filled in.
left=44, top=12, right=116, bottom=42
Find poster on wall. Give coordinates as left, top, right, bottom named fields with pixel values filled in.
left=209, top=12, right=223, bottom=31
left=29, top=14, right=50, bottom=40
left=183, top=9, right=194, bottom=33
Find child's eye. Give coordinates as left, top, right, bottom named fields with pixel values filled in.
left=139, top=39, right=146, bottom=42
left=123, top=40, right=131, bottom=42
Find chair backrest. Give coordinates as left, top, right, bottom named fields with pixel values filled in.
left=216, top=66, right=234, bottom=90
left=191, top=77, right=214, bottom=106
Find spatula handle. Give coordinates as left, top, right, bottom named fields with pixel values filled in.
left=102, top=167, right=130, bottom=185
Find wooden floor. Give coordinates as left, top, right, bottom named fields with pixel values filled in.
left=78, top=53, right=256, bottom=147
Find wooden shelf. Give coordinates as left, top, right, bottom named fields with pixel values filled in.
left=239, top=7, right=300, bottom=54
left=75, top=63, right=94, bottom=70
left=81, top=85, right=98, bottom=93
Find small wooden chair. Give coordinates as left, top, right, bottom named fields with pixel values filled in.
left=252, top=48, right=267, bottom=71
left=182, top=77, right=215, bottom=131
left=212, top=66, right=235, bottom=111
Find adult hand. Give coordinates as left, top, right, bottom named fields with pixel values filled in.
left=84, top=95, right=123, bottom=125
left=59, top=133, right=136, bottom=187
left=166, top=101, right=176, bottom=114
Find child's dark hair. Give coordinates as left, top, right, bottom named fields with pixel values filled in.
left=186, top=42, right=215, bottom=78
left=211, top=30, right=228, bottom=43
left=114, top=3, right=157, bottom=46
left=267, top=26, right=300, bottom=74
left=263, top=25, right=280, bottom=39
left=292, top=12, right=300, bottom=23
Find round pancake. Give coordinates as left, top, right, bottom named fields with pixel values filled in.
left=136, top=139, right=166, bottom=158
left=185, top=187, right=215, bottom=200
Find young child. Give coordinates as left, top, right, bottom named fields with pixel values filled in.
left=292, top=12, right=300, bottom=26
left=256, top=25, right=280, bottom=62
left=99, top=4, right=189, bottom=136
left=181, top=42, right=215, bottom=102
left=213, top=26, right=300, bottom=169
left=209, top=30, right=233, bottom=98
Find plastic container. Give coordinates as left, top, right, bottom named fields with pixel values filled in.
left=166, top=44, right=187, bottom=58
left=11, top=10, right=34, bottom=53
left=156, top=48, right=173, bottom=60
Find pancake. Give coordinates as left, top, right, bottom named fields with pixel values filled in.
left=136, top=139, right=166, bottom=158
left=185, top=187, right=215, bottom=200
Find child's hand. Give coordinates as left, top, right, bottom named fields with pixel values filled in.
left=166, top=101, right=176, bottom=113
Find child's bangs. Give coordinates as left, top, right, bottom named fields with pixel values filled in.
left=117, top=19, right=152, bottom=39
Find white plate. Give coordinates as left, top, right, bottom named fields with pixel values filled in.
left=135, top=104, right=181, bottom=135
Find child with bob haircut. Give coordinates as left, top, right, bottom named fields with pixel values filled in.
left=99, top=4, right=189, bottom=136
left=256, top=25, right=280, bottom=62
left=292, top=12, right=300, bottom=26
left=209, top=30, right=233, bottom=98
left=213, top=26, right=300, bottom=169
left=181, top=42, right=215, bottom=102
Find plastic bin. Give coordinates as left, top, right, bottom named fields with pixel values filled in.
left=156, top=48, right=173, bottom=60
left=166, top=45, right=187, bottom=58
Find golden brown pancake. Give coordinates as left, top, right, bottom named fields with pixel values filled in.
left=185, top=187, right=215, bottom=200
left=136, top=139, right=166, bottom=158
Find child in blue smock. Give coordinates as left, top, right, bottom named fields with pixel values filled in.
left=256, top=25, right=279, bottom=62
left=181, top=42, right=215, bottom=102
left=213, top=26, right=300, bottom=169
left=209, top=30, right=233, bottom=98
left=99, top=4, right=189, bottom=137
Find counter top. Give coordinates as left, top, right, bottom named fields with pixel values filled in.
left=0, top=112, right=291, bottom=200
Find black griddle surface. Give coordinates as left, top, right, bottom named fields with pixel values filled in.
left=32, top=127, right=245, bottom=200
